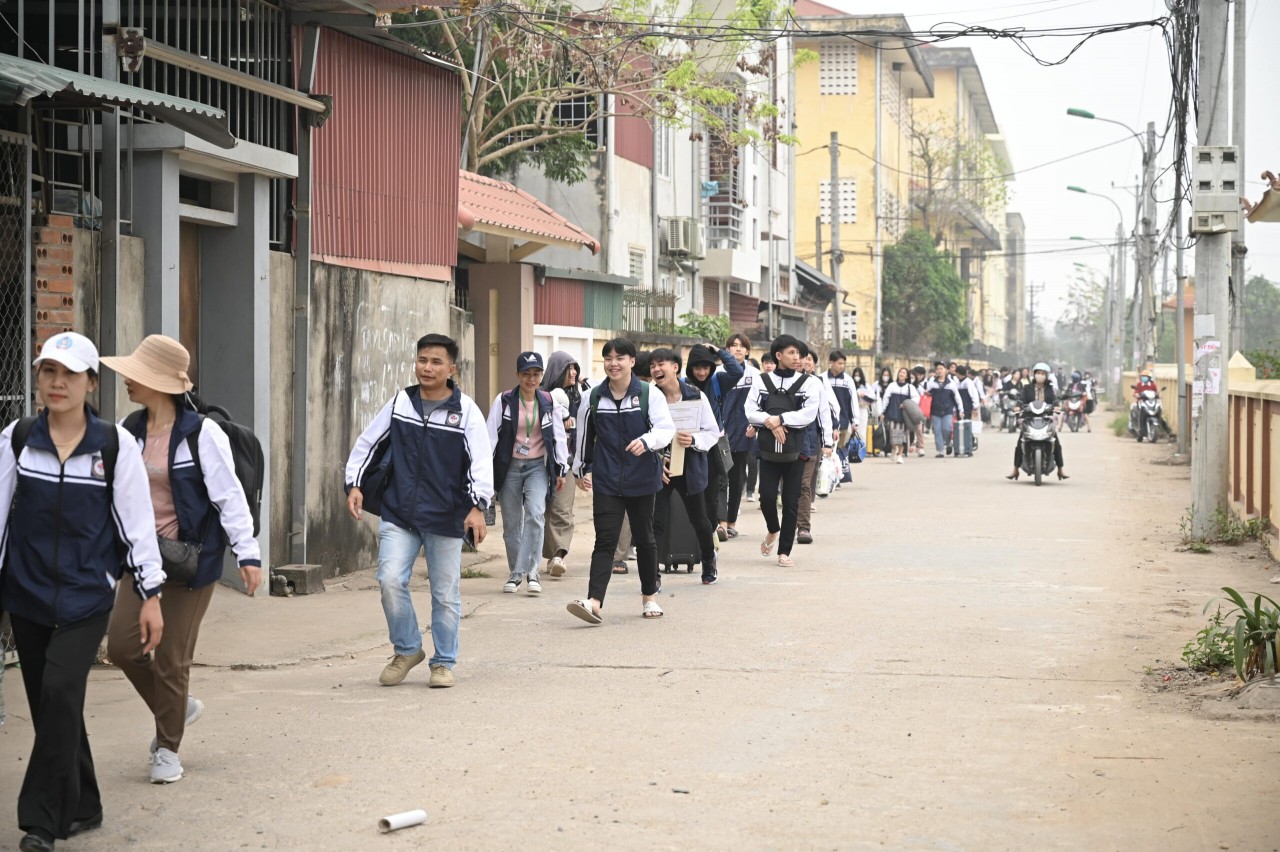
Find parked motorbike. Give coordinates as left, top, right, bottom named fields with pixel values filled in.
left=1000, top=389, right=1020, bottom=432
left=1063, top=392, right=1086, bottom=433
left=1129, top=389, right=1165, bottom=443
left=1017, top=400, right=1059, bottom=486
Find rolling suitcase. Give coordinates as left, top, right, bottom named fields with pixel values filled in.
left=869, top=422, right=889, bottom=457
left=657, top=491, right=702, bottom=574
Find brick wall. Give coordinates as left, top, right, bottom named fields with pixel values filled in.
left=32, top=213, right=75, bottom=359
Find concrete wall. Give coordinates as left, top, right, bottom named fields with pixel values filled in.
left=72, top=231, right=145, bottom=412
left=304, top=262, right=455, bottom=576
left=470, top=262, right=535, bottom=407
left=268, top=251, right=296, bottom=569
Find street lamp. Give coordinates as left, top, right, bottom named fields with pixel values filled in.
left=1065, top=108, right=1149, bottom=157
left=1066, top=188, right=1126, bottom=401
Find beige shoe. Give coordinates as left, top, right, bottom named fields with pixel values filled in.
left=547, top=556, right=567, bottom=577
left=379, top=649, right=426, bottom=686
left=429, top=664, right=455, bottom=688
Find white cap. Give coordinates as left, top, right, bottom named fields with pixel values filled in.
left=34, top=332, right=100, bottom=374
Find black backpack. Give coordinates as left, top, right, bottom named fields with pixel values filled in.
left=757, top=374, right=808, bottom=463
left=123, top=404, right=265, bottom=537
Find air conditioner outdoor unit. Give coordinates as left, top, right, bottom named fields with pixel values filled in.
left=664, top=217, right=689, bottom=256
left=683, top=218, right=706, bottom=260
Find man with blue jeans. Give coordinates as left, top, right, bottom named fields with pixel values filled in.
left=345, top=333, right=494, bottom=689
left=486, top=351, right=568, bottom=595
left=923, top=361, right=965, bottom=458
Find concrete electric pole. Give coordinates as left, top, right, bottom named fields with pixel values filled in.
left=829, top=131, right=844, bottom=348
left=1140, top=121, right=1157, bottom=367
left=1230, top=0, right=1247, bottom=352
left=1190, top=0, right=1232, bottom=540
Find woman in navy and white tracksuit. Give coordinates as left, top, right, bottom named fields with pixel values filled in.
left=101, top=335, right=261, bottom=786
left=0, top=332, right=164, bottom=852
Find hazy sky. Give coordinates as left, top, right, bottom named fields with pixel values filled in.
left=814, top=0, right=1279, bottom=327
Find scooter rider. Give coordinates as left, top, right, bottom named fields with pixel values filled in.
left=1066, top=370, right=1092, bottom=433
left=1131, top=370, right=1171, bottom=440
left=1007, top=363, right=1068, bottom=481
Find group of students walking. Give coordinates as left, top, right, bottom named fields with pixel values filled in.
left=1, top=332, right=260, bottom=851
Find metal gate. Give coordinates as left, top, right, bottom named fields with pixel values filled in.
left=0, top=129, right=31, bottom=678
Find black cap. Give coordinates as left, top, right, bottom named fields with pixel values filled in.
left=516, top=351, right=544, bottom=372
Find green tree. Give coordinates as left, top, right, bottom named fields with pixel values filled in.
left=881, top=228, right=971, bottom=355
left=1051, top=271, right=1105, bottom=370
left=1242, top=274, right=1280, bottom=378
left=907, top=112, right=1009, bottom=244
left=396, top=0, right=810, bottom=183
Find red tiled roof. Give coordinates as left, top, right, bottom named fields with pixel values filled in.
left=458, top=170, right=600, bottom=254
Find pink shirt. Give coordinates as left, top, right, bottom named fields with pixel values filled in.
left=513, top=396, right=546, bottom=459
left=142, top=424, right=181, bottom=539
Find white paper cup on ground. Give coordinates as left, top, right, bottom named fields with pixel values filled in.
left=379, top=809, right=427, bottom=833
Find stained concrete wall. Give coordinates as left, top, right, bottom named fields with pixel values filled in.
left=72, top=231, right=145, bottom=413
left=470, top=262, right=534, bottom=408
left=305, top=262, right=455, bottom=575
left=268, top=251, right=296, bottom=569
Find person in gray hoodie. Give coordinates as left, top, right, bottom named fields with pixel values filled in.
left=539, top=351, right=587, bottom=578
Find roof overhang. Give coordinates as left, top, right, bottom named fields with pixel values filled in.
left=920, top=47, right=998, bottom=134
left=0, top=53, right=233, bottom=148
left=794, top=259, right=839, bottom=307
left=458, top=170, right=600, bottom=262
left=793, top=13, right=934, bottom=97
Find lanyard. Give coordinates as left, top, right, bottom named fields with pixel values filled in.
left=523, top=397, right=536, bottom=441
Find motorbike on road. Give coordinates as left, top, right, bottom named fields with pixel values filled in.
left=1129, top=389, right=1168, bottom=443
left=1000, top=389, right=1020, bottom=432
left=1017, top=400, right=1060, bottom=486
left=1063, top=391, right=1086, bottom=433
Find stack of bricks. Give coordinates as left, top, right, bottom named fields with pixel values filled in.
left=32, top=213, right=76, bottom=360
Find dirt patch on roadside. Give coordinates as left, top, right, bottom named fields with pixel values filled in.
left=1143, top=665, right=1280, bottom=723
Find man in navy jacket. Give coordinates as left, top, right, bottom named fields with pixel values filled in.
left=345, top=334, right=494, bottom=689
left=566, top=338, right=675, bottom=624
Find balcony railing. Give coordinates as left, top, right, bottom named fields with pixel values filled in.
left=622, top=289, right=677, bottom=334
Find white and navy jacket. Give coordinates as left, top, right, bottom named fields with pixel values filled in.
left=486, top=388, right=569, bottom=499
left=572, top=376, right=675, bottom=497
left=743, top=368, right=822, bottom=444
left=0, top=410, right=164, bottom=627
left=721, top=360, right=760, bottom=454
left=960, top=377, right=983, bottom=416
left=121, top=408, right=260, bottom=589
left=345, top=382, right=495, bottom=538
left=880, top=380, right=921, bottom=422
left=661, top=381, right=721, bottom=496
left=923, top=376, right=965, bottom=419
left=824, top=370, right=856, bottom=431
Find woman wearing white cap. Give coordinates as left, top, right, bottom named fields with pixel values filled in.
left=0, top=331, right=165, bottom=852
left=101, top=334, right=261, bottom=785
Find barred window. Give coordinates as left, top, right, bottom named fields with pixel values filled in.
left=819, top=43, right=858, bottom=96
left=629, top=248, right=647, bottom=284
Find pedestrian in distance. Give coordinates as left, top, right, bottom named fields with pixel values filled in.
left=566, top=338, right=675, bottom=624
left=488, top=351, right=569, bottom=596
left=742, top=356, right=763, bottom=501
left=0, top=332, right=165, bottom=852
left=852, top=365, right=874, bottom=439
left=682, top=341, right=744, bottom=541
left=345, top=333, right=493, bottom=689
left=881, top=367, right=922, bottom=465
left=923, top=361, right=965, bottom=458
left=745, top=335, right=821, bottom=567
left=795, top=347, right=836, bottom=545
left=101, top=335, right=262, bottom=786
left=540, top=352, right=587, bottom=579
left=719, top=333, right=758, bottom=534
left=608, top=348, right=654, bottom=575
left=649, top=348, right=722, bottom=585
left=824, top=350, right=856, bottom=454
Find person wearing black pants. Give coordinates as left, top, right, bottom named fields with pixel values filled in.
left=565, top=338, right=675, bottom=624
left=756, top=458, right=807, bottom=556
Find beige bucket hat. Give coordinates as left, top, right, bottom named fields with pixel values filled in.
left=100, top=334, right=194, bottom=394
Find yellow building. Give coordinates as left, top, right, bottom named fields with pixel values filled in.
left=792, top=4, right=934, bottom=354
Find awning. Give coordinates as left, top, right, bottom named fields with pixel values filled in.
left=458, top=169, right=600, bottom=261
left=0, top=53, right=233, bottom=149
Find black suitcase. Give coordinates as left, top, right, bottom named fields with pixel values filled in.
left=870, top=422, right=889, bottom=456
left=657, top=490, right=702, bottom=574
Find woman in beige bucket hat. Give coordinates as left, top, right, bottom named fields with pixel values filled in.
left=100, top=335, right=262, bottom=785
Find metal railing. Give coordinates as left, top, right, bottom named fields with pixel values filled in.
left=622, top=288, right=677, bottom=334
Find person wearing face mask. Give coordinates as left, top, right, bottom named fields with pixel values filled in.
left=1007, top=362, right=1068, bottom=481
left=880, top=367, right=921, bottom=465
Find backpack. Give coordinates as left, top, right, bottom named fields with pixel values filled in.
left=123, top=404, right=264, bottom=537
left=582, top=381, right=651, bottom=466
left=756, top=373, right=808, bottom=463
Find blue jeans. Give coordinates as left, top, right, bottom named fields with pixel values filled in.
left=931, top=414, right=954, bottom=453
left=500, top=458, right=549, bottom=580
left=377, top=519, right=462, bottom=668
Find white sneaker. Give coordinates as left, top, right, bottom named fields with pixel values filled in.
left=527, top=579, right=542, bottom=595
left=546, top=556, right=567, bottom=577
left=502, top=578, right=519, bottom=593
left=150, top=696, right=204, bottom=755
left=895, top=456, right=904, bottom=465
left=150, top=748, right=183, bottom=784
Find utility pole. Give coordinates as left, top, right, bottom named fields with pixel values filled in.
left=1109, top=219, right=1126, bottom=396
left=1230, top=0, right=1247, bottom=353
left=1175, top=162, right=1188, bottom=457
left=815, top=216, right=823, bottom=278
left=1191, top=0, right=1231, bottom=540
left=829, top=131, right=844, bottom=348
left=1140, top=121, right=1157, bottom=367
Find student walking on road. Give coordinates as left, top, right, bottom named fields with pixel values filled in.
left=345, top=334, right=493, bottom=689
left=102, top=335, right=262, bottom=785
left=0, top=332, right=165, bottom=852
left=487, top=352, right=568, bottom=596
left=649, top=349, right=721, bottom=585
left=745, top=335, right=821, bottom=567
left=540, top=352, right=586, bottom=579
left=796, top=348, right=836, bottom=545
left=566, top=338, right=675, bottom=624
left=881, top=367, right=921, bottom=465
left=923, top=362, right=965, bottom=458
left=682, top=342, right=743, bottom=540
left=719, top=333, right=757, bottom=536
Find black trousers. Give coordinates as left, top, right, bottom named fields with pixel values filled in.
left=757, top=458, right=806, bottom=556
left=1013, top=440, right=1065, bottom=470
left=10, top=610, right=110, bottom=841
left=589, top=492, right=658, bottom=604
left=654, top=477, right=718, bottom=579
left=701, top=462, right=726, bottom=529
left=727, top=450, right=751, bottom=523
left=746, top=454, right=758, bottom=494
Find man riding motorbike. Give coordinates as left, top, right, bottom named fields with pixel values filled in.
left=1063, top=370, right=1091, bottom=433
left=1007, top=362, right=1068, bottom=481
left=1130, top=370, right=1171, bottom=442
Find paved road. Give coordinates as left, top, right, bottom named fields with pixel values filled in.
left=1, top=423, right=1276, bottom=850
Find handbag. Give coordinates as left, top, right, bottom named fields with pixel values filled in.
left=848, top=433, right=866, bottom=463
left=353, top=435, right=393, bottom=517
left=711, top=435, right=734, bottom=476
left=157, top=534, right=202, bottom=584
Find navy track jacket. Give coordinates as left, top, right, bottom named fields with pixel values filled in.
left=486, top=388, right=569, bottom=499
left=572, top=376, right=675, bottom=497
left=122, top=408, right=261, bottom=589
left=345, top=382, right=495, bottom=538
left=0, top=410, right=164, bottom=627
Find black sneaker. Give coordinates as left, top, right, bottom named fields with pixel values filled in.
left=19, top=833, right=54, bottom=852
left=946, top=445, right=953, bottom=455
left=702, top=573, right=718, bottom=585
left=69, top=811, right=104, bottom=837
left=797, top=530, right=814, bottom=545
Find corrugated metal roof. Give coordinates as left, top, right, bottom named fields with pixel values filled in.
left=458, top=170, right=600, bottom=254
left=0, top=53, right=233, bottom=149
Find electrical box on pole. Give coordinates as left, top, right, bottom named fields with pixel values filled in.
left=1190, top=146, right=1241, bottom=234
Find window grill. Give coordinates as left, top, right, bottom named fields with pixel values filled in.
left=819, top=178, right=857, bottom=225
left=819, top=42, right=858, bottom=96
left=704, top=105, right=744, bottom=249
